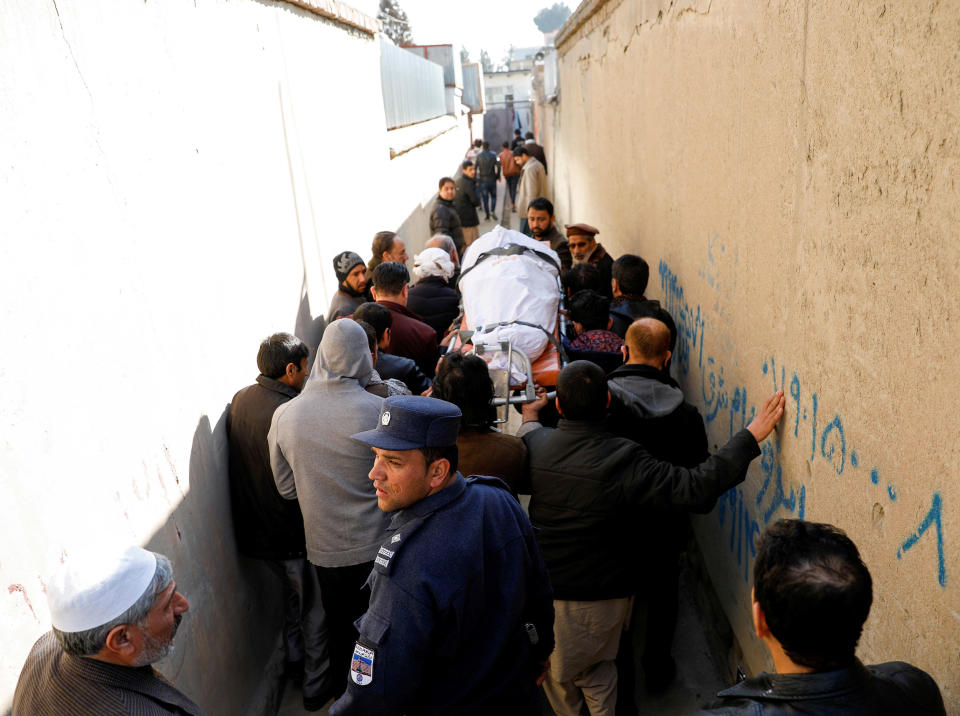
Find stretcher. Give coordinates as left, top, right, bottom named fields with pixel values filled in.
left=443, top=227, right=567, bottom=409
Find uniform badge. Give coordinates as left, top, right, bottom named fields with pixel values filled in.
left=391, top=533, right=401, bottom=543
left=350, top=643, right=375, bottom=686
left=381, top=411, right=391, bottom=426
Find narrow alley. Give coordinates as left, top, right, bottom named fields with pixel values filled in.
left=2, top=0, right=958, bottom=714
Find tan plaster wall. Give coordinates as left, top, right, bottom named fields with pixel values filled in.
left=0, top=0, right=466, bottom=712
left=546, top=0, right=959, bottom=708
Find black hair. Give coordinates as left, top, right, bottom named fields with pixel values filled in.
left=514, top=146, right=530, bottom=156
left=372, top=262, right=410, bottom=297
left=754, top=519, right=874, bottom=671
left=568, top=290, right=611, bottom=332
left=419, top=445, right=459, bottom=476
left=527, top=197, right=554, bottom=215
left=501, top=141, right=510, bottom=149
left=562, top=263, right=603, bottom=297
left=257, top=333, right=309, bottom=379
left=525, top=131, right=534, bottom=140
left=352, top=302, right=392, bottom=342
left=439, top=176, right=455, bottom=190
left=354, top=320, right=377, bottom=353
left=432, top=353, right=496, bottom=429
left=482, top=141, right=490, bottom=149
left=474, top=139, right=483, bottom=147
left=612, top=254, right=649, bottom=297
left=556, top=361, right=607, bottom=421
left=461, top=160, right=474, bottom=170
left=514, top=128, right=522, bottom=135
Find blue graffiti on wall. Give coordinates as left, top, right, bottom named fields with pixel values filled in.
left=658, top=251, right=947, bottom=589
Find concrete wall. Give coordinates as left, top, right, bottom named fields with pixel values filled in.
left=546, top=0, right=959, bottom=708
left=0, top=0, right=467, bottom=712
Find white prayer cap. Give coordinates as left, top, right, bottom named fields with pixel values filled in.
left=413, top=247, right=456, bottom=281
left=47, top=545, right=158, bottom=633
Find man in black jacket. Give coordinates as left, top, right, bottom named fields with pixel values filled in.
left=693, top=519, right=945, bottom=715
left=429, top=177, right=464, bottom=255
left=455, top=161, right=481, bottom=247
left=475, top=141, right=501, bottom=221
left=353, top=302, right=432, bottom=395
left=607, top=317, right=708, bottom=705
left=227, top=333, right=334, bottom=711
left=518, top=361, right=784, bottom=716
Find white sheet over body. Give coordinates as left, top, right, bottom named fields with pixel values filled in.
left=459, top=226, right=560, bottom=380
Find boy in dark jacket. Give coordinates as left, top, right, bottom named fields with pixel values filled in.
left=693, top=520, right=945, bottom=715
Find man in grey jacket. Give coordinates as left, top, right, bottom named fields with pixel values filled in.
left=269, top=319, right=390, bottom=701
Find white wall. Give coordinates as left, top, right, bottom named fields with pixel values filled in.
left=0, top=0, right=467, bottom=712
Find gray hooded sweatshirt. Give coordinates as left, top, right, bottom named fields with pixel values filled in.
left=269, top=320, right=390, bottom=567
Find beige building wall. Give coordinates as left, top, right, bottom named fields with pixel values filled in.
left=545, top=0, right=959, bottom=708
left=0, top=0, right=467, bottom=712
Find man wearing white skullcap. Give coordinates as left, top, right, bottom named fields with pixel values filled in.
left=12, top=545, right=203, bottom=715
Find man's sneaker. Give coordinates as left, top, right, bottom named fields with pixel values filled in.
left=491, top=214, right=498, bottom=221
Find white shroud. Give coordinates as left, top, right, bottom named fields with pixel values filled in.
left=459, top=226, right=561, bottom=381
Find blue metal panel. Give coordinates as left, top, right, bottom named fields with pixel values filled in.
left=381, top=40, right=447, bottom=129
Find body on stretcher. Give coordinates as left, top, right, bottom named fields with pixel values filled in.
left=445, top=226, right=567, bottom=404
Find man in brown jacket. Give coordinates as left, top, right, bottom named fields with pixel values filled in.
left=431, top=352, right=527, bottom=494
left=227, top=332, right=334, bottom=711
left=13, top=546, right=203, bottom=715
left=372, top=262, right=439, bottom=377
left=499, top=141, right=521, bottom=212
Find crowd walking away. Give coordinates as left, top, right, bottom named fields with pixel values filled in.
left=9, top=134, right=947, bottom=716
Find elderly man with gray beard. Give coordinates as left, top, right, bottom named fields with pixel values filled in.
left=13, top=546, right=202, bottom=715
left=269, top=319, right=391, bottom=702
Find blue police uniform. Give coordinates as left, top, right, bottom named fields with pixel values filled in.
left=330, top=474, right=554, bottom=716
left=330, top=396, right=554, bottom=716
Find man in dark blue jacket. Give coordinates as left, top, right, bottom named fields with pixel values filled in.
left=692, top=519, right=945, bottom=715
left=352, top=303, right=431, bottom=395
left=330, top=396, right=554, bottom=715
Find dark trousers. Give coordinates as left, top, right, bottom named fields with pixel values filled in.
left=478, top=179, right=497, bottom=216
left=314, top=561, right=374, bottom=696
left=615, top=527, right=684, bottom=715
left=506, top=175, right=519, bottom=207
left=264, top=558, right=332, bottom=700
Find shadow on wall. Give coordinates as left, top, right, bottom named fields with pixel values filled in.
left=146, top=411, right=286, bottom=716
left=295, top=272, right=326, bottom=369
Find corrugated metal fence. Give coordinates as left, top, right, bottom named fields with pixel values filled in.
left=462, top=63, right=484, bottom=112
left=381, top=39, right=447, bottom=130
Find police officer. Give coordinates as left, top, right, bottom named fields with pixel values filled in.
left=329, top=395, right=555, bottom=716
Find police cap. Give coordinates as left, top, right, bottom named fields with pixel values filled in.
left=352, top=395, right=461, bottom=451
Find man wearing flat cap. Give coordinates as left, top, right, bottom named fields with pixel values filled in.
left=330, top=395, right=555, bottom=716
left=566, top=223, right=614, bottom=299
left=13, top=545, right=202, bottom=715
left=328, top=251, right=372, bottom=322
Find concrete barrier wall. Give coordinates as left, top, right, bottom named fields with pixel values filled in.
left=0, top=1, right=467, bottom=712
left=545, top=0, right=959, bottom=707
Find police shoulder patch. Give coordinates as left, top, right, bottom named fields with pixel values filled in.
left=350, top=642, right=375, bottom=686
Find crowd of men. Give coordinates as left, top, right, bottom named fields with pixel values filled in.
left=11, top=137, right=948, bottom=716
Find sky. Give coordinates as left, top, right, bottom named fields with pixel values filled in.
left=358, top=0, right=557, bottom=68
